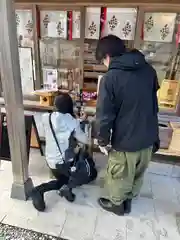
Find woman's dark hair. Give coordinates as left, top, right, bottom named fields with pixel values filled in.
left=95, top=34, right=126, bottom=61
left=54, top=93, right=75, bottom=117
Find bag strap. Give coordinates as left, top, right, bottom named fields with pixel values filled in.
left=49, top=112, right=65, bottom=162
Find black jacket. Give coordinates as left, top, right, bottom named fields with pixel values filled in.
left=96, top=50, right=159, bottom=152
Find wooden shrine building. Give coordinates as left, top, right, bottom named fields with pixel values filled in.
left=1, top=0, right=180, bottom=200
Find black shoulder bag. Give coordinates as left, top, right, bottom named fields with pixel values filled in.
left=48, top=112, right=97, bottom=185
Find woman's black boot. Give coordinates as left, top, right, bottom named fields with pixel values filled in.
left=31, top=188, right=46, bottom=212
left=58, top=185, right=76, bottom=202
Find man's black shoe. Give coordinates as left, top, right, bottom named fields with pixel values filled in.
left=58, top=185, right=76, bottom=202
left=98, top=197, right=125, bottom=216
left=31, top=188, right=46, bottom=212
left=124, top=199, right=132, bottom=214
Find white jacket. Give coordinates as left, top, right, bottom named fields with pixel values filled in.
left=42, top=112, right=89, bottom=169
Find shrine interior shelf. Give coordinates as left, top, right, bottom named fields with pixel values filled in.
left=0, top=3, right=179, bottom=113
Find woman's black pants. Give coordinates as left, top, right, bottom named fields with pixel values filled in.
left=34, top=167, right=69, bottom=194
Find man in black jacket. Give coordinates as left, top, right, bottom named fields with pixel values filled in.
left=95, top=35, right=159, bottom=216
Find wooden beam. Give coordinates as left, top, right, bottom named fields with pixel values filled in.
left=14, top=0, right=180, bottom=7
left=0, top=0, right=33, bottom=200
left=79, top=6, right=85, bottom=89
left=32, top=4, right=42, bottom=89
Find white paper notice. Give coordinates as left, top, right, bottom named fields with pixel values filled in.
left=47, top=70, right=57, bottom=89
left=48, top=22, right=58, bottom=38
left=19, top=47, right=34, bottom=95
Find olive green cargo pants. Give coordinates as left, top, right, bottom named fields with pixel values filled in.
left=105, top=147, right=152, bottom=205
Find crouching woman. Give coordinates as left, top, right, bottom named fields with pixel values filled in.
left=31, top=93, right=97, bottom=211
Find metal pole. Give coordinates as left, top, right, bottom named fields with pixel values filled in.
left=0, top=0, right=33, bottom=200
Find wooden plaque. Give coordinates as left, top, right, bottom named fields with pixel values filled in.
left=158, top=79, right=180, bottom=108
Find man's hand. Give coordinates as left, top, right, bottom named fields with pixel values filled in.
left=99, top=146, right=109, bottom=155
left=99, top=145, right=111, bottom=155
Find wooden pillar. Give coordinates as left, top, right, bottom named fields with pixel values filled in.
left=32, top=5, right=42, bottom=89
left=79, top=6, right=85, bottom=89
left=0, top=0, right=33, bottom=200
left=134, top=8, right=144, bottom=50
